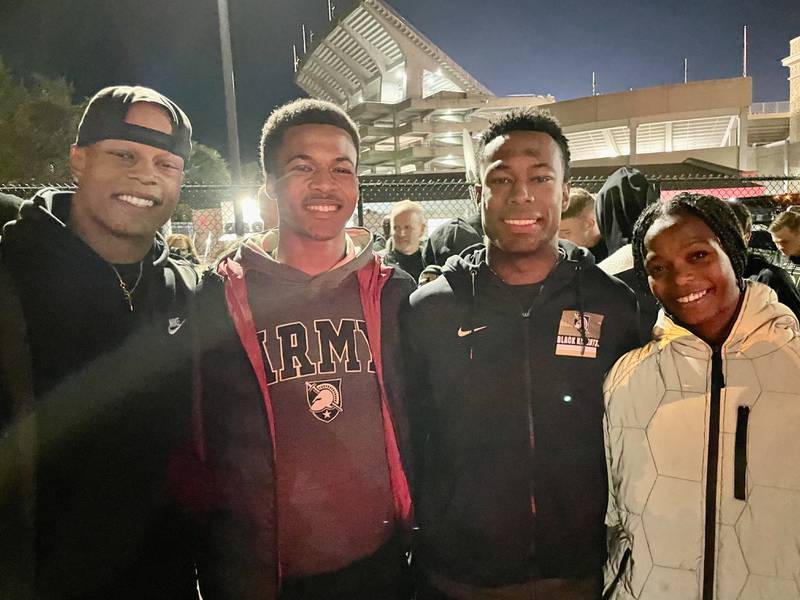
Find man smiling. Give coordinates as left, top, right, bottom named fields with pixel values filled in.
left=196, top=99, right=414, bottom=600
left=401, top=109, right=641, bottom=599
left=0, top=86, right=198, bottom=599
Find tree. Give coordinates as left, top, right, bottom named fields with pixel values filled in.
left=240, top=160, right=263, bottom=186
left=184, top=142, right=232, bottom=184
left=0, top=59, right=82, bottom=182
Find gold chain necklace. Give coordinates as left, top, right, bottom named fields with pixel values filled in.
left=110, top=262, right=143, bottom=312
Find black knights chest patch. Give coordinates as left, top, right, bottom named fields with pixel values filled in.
left=555, top=310, right=605, bottom=358
left=306, top=379, right=343, bottom=422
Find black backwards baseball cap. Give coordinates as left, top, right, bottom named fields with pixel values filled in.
left=75, top=85, right=192, bottom=161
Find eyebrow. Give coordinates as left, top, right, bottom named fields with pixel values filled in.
left=489, top=159, right=554, bottom=171
left=645, top=237, right=714, bottom=258
left=284, top=154, right=354, bottom=166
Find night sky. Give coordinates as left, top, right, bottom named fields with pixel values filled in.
left=1, top=0, right=798, bottom=162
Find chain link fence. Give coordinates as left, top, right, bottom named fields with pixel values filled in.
left=4, top=174, right=800, bottom=267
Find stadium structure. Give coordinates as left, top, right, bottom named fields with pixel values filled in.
left=295, top=0, right=800, bottom=178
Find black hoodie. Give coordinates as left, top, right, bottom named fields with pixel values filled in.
left=422, top=213, right=483, bottom=268
left=0, top=191, right=22, bottom=231
left=0, top=190, right=199, bottom=600
left=595, top=167, right=658, bottom=257
left=400, top=242, right=640, bottom=591
left=595, top=167, right=661, bottom=338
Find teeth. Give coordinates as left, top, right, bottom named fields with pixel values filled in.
left=505, top=219, right=537, bottom=225
left=118, top=194, right=154, bottom=208
left=677, top=289, right=709, bottom=304
left=307, top=204, right=338, bottom=212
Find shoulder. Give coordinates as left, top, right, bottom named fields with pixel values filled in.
left=604, top=342, right=661, bottom=405
left=406, top=268, right=465, bottom=315
left=166, top=255, right=200, bottom=292
left=380, top=261, right=417, bottom=302
left=379, top=247, right=398, bottom=264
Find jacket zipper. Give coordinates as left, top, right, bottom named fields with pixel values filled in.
left=522, top=317, right=536, bottom=515
left=521, top=288, right=543, bottom=516
left=702, top=349, right=725, bottom=600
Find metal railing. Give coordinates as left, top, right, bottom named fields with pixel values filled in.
left=750, top=101, right=790, bottom=115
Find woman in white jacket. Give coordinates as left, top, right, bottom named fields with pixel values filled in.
left=603, top=192, right=800, bottom=600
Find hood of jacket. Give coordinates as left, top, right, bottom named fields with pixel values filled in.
left=2, top=188, right=171, bottom=268
left=653, top=281, right=798, bottom=359
left=441, top=238, right=593, bottom=277
left=440, top=239, right=597, bottom=346
left=215, top=226, right=374, bottom=284
left=595, top=167, right=659, bottom=255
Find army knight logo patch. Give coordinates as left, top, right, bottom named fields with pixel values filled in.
left=306, top=379, right=343, bottom=422
left=555, top=310, right=605, bottom=358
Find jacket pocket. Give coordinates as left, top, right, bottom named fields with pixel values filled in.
left=734, top=406, right=750, bottom=500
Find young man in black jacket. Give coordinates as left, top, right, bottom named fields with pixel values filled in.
left=0, top=86, right=199, bottom=600
left=401, top=109, right=641, bottom=600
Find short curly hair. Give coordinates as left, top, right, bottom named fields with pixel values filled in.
left=478, top=108, right=571, bottom=180
left=631, top=192, right=747, bottom=290
left=259, top=98, right=360, bottom=177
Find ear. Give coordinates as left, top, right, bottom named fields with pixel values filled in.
left=561, top=183, right=570, bottom=213
left=264, top=177, right=277, bottom=203
left=69, top=145, right=86, bottom=184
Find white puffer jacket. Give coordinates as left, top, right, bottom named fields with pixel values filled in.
left=603, top=282, right=800, bottom=599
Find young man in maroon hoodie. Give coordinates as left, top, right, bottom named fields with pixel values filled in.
left=196, top=99, right=414, bottom=600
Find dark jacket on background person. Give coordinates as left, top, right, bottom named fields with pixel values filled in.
left=380, top=242, right=425, bottom=282
left=422, top=213, right=483, bottom=267
left=401, top=242, right=641, bottom=597
left=0, top=190, right=199, bottom=600
left=596, top=167, right=660, bottom=339
left=0, top=191, right=22, bottom=231
left=195, top=230, right=414, bottom=600
left=744, top=252, right=800, bottom=319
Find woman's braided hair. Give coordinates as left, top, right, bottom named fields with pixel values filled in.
left=631, top=192, right=748, bottom=290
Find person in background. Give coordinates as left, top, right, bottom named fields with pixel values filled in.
left=596, top=166, right=660, bottom=340
left=373, top=214, right=391, bottom=252
left=604, top=192, right=800, bottom=599
left=559, top=187, right=606, bottom=261
left=768, top=206, right=800, bottom=264
left=167, top=233, right=200, bottom=265
left=380, top=199, right=427, bottom=281
left=727, top=200, right=800, bottom=319
left=0, top=85, right=199, bottom=600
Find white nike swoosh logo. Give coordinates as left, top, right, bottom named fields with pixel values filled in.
left=168, top=318, right=186, bottom=335
left=457, top=325, right=488, bottom=337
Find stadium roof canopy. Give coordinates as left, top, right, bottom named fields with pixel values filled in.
left=296, top=0, right=493, bottom=107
